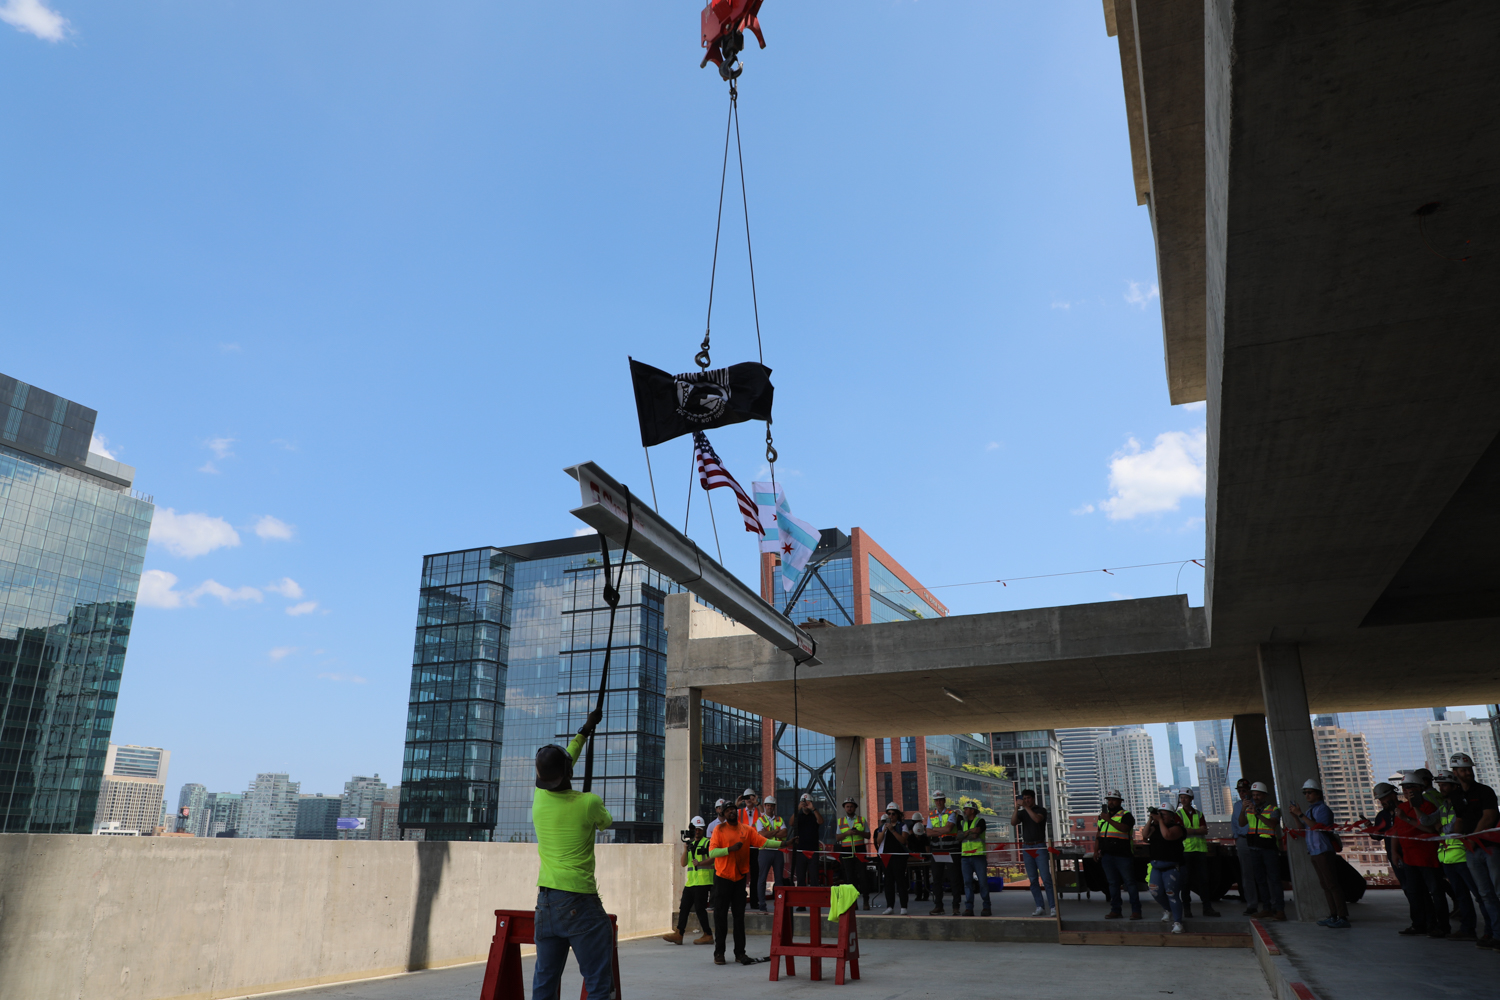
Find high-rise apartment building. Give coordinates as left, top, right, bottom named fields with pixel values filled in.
left=205, top=791, right=244, bottom=837
left=93, top=742, right=170, bottom=835
left=992, top=730, right=1066, bottom=838
left=1057, top=727, right=1111, bottom=814
left=295, top=793, right=342, bottom=839
left=1313, top=724, right=1377, bottom=825
left=339, top=774, right=388, bottom=840
left=178, top=783, right=209, bottom=836
left=1195, top=743, right=1230, bottom=815
left=244, top=773, right=300, bottom=839
left=370, top=785, right=402, bottom=841
left=1422, top=712, right=1499, bottom=787
left=0, top=374, right=154, bottom=834
left=1167, top=723, right=1193, bottom=787
left=1097, top=726, right=1158, bottom=818
left=1192, top=720, right=1244, bottom=788
left=1323, top=708, right=1446, bottom=783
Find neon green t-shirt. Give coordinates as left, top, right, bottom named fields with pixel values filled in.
left=533, top=733, right=613, bottom=895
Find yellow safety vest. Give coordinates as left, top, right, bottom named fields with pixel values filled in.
left=686, top=837, right=714, bottom=887
left=1246, top=802, right=1279, bottom=841
left=1099, top=810, right=1132, bottom=839
left=837, top=815, right=868, bottom=853
left=1437, top=804, right=1466, bottom=866
left=960, top=815, right=987, bottom=856
left=760, top=815, right=786, bottom=839
left=929, top=807, right=958, bottom=846
left=1177, top=807, right=1208, bottom=853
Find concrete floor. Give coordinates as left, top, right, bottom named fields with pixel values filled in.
left=1264, top=889, right=1499, bottom=1000
left=273, top=930, right=1275, bottom=999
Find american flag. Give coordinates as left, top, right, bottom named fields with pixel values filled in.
left=693, top=432, right=764, bottom=537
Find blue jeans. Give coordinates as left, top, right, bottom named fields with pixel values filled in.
left=533, top=887, right=614, bottom=1000
left=1099, top=853, right=1140, bottom=915
left=1150, top=861, right=1183, bottom=923
left=1467, top=847, right=1500, bottom=939
left=961, top=855, right=991, bottom=910
left=1242, top=843, right=1284, bottom=913
left=1021, top=844, right=1054, bottom=909
left=1443, top=862, right=1478, bottom=935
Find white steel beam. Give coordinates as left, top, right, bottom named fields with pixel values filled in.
left=565, top=461, right=821, bottom=666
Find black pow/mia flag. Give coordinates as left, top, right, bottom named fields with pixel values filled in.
left=629, top=358, right=774, bottom=448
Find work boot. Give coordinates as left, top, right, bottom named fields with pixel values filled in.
left=1270, top=911, right=1287, bottom=922
left=736, top=954, right=757, bottom=966
left=1449, top=930, right=1477, bottom=941
left=1202, top=905, right=1221, bottom=917
left=714, top=955, right=727, bottom=965
left=1398, top=926, right=1425, bottom=936
left=930, top=904, right=945, bottom=915
left=1129, top=912, right=1142, bottom=921
left=693, top=934, right=714, bottom=945
left=661, top=930, right=683, bottom=945
left=980, top=906, right=992, bottom=917
left=961, top=908, right=975, bottom=916
left=1428, top=928, right=1450, bottom=939
left=1182, top=903, right=1194, bottom=919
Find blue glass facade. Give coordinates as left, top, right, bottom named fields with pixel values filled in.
left=0, top=375, right=153, bottom=834
left=867, top=555, right=944, bottom=622
left=1329, top=708, right=1446, bottom=785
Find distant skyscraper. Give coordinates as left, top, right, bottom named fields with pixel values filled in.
left=1422, top=713, right=1499, bottom=787
left=1057, top=727, right=1111, bottom=813
left=1313, top=723, right=1377, bottom=825
left=205, top=791, right=244, bottom=837
left=1192, top=720, right=1243, bottom=788
left=93, top=743, right=170, bottom=835
left=295, top=794, right=342, bottom=840
left=1195, top=744, right=1230, bottom=815
left=1097, top=727, right=1157, bottom=818
left=1330, top=708, right=1446, bottom=783
left=339, top=775, right=388, bottom=841
left=992, top=730, right=1066, bottom=838
left=178, top=783, right=209, bottom=837
left=0, top=374, right=154, bottom=834
left=370, top=785, right=402, bottom=841
left=244, top=773, right=300, bottom=839
left=1167, top=723, right=1193, bottom=787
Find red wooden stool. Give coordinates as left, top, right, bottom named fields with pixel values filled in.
left=478, top=908, right=622, bottom=1000
left=767, top=886, right=860, bottom=985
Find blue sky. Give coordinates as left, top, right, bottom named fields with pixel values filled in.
left=2, top=2, right=1230, bottom=795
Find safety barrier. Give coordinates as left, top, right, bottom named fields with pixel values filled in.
left=479, top=908, right=623, bottom=1000
left=768, top=886, right=861, bottom=985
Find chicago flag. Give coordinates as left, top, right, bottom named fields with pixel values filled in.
left=751, top=482, right=820, bottom=594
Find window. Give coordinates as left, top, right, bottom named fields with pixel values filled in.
left=900, top=736, right=916, bottom=764
left=880, top=772, right=893, bottom=808
left=901, top=771, right=919, bottom=812
left=878, top=738, right=891, bottom=764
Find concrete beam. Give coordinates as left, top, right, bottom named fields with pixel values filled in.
left=1258, top=644, right=1322, bottom=923
left=1232, top=713, right=1272, bottom=794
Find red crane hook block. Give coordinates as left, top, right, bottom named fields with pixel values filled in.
left=700, top=0, right=766, bottom=80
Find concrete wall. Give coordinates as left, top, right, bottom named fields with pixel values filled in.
left=0, top=834, right=673, bottom=1000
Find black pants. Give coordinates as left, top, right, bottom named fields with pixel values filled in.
left=676, top=883, right=711, bottom=936
left=713, top=874, right=748, bottom=958
left=792, top=850, right=820, bottom=887
left=931, top=857, right=961, bottom=908
left=884, top=854, right=909, bottom=909
left=1401, top=865, right=1450, bottom=933
left=1181, top=852, right=1215, bottom=907
left=839, top=854, right=864, bottom=897
left=748, top=848, right=763, bottom=908
left=913, top=861, right=931, bottom=900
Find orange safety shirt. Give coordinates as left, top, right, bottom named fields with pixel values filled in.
left=708, top=821, right=774, bottom=881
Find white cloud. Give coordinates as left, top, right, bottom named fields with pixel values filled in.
left=207, top=437, right=235, bottom=459
left=265, top=577, right=304, bottom=599
left=269, top=646, right=298, bottom=661
left=150, top=508, right=242, bottom=558
left=137, top=569, right=185, bottom=609
left=219, top=343, right=241, bottom=353
left=1099, top=429, right=1207, bottom=520
left=286, top=601, right=319, bottom=616
left=985, top=441, right=1000, bottom=451
left=573, top=527, right=597, bottom=537
left=88, top=432, right=118, bottom=460
left=1180, top=400, right=1206, bottom=412
left=193, top=580, right=263, bottom=605
left=318, top=672, right=367, bottom=684
left=1071, top=503, right=1096, bottom=515
left=270, top=438, right=298, bottom=451
left=1124, top=280, right=1160, bottom=310
left=1050, top=300, right=1071, bottom=311
left=1, top=0, right=68, bottom=41
left=198, top=462, right=220, bottom=474
left=254, top=515, right=295, bottom=541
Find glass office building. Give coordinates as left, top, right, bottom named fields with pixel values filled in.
left=0, top=374, right=153, bottom=834
left=1327, top=708, right=1447, bottom=784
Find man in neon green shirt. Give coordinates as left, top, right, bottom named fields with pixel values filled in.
left=532, top=708, right=615, bottom=1000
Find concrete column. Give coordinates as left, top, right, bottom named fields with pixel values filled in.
left=834, top=736, right=867, bottom=821
left=665, top=593, right=703, bottom=905
left=1257, top=643, right=1322, bottom=923
left=1232, top=712, right=1273, bottom=796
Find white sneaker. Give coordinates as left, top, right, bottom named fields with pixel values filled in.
left=1171, top=922, right=1184, bottom=935
left=899, top=908, right=907, bottom=915
left=1032, top=907, right=1044, bottom=917
left=1049, top=907, right=1057, bottom=917
left=881, top=907, right=893, bottom=915
left=1161, top=910, right=1173, bottom=922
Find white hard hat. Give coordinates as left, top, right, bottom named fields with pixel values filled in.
left=1434, top=770, right=1458, bottom=784
left=842, top=796, right=858, bottom=807
left=1177, top=789, right=1194, bottom=798
left=1250, top=782, right=1270, bottom=793
left=886, top=801, right=900, bottom=811
left=714, top=798, right=727, bottom=808
left=743, top=788, right=757, bottom=797
left=1106, top=789, right=1124, bottom=800
left=691, top=816, right=705, bottom=827
left=1399, top=772, right=1423, bottom=787
left=763, top=798, right=776, bottom=806
left=932, top=790, right=947, bottom=799
left=799, top=792, right=812, bottom=801
left=1301, top=779, right=1322, bottom=792
left=1372, top=782, right=1396, bottom=797
left=1450, top=752, right=1474, bottom=768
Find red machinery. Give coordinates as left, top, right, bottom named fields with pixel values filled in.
left=700, top=0, right=766, bottom=80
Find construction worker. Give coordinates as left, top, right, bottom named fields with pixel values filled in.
left=1175, top=790, right=1219, bottom=917
left=876, top=802, right=910, bottom=915
left=1434, top=771, right=1483, bottom=942
left=1097, top=790, right=1141, bottom=920
left=927, top=792, right=962, bottom=915
left=1394, top=772, right=1447, bottom=937
left=1363, top=782, right=1419, bottom=929
left=707, top=796, right=784, bottom=966
left=791, top=793, right=823, bottom=890
left=663, top=816, right=714, bottom=946
left=1242, top=781, right=1285, bottom=920
left=1229, top=778, right=1259, bottom=914
left=530, top=708, right=615, bottom=1000
left=739, top=789, right=764, bottom=911
left=1285, top=778, right=1348, bottom=928
left=1143, top=805, right=1186, bottom=934
left=1012, top=789, right=1055, bottom=917
left=836, top=797, right=870, bottom=909
left=958, top=801, right=992, bottom=916
left=1449, top=751, right=1500, bottom=950
left=707, top=797, right=727, bottom=837
left=754, top=797, right=787, bottom=912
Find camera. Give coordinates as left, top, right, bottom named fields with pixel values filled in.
left=679, top=828, right=696, bottom=844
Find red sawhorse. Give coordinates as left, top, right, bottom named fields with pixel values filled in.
left=478, top=908, right=622, bottom=1000
left=767, top=886, right=860, bottom=985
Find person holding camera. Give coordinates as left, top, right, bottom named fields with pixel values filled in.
left=530, top=708, right=615, bottom=1000
left=663, top=816, right=715, bottom=945
left=876, top=803, right=910, bottom=915
left=792, top=793, right=824, bottom=890
left=1012, top=789, right=1055, bottom=917
left=1144, top=804, right=1187, bottom=933
left=1097, top=790, right=1140, bottom=919
left=707, top=798, right=784, bottom=965
left=754, top=797, right=787, bottom=912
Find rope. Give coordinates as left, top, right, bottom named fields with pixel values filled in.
left=643, top=447, right=659, bottom=512
left=705, top=474, right=724, bottom=564
left=581, top=489, right=634, bottom=795
left=683, top=446, right=694, bottom=535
